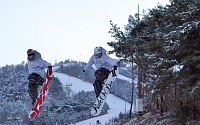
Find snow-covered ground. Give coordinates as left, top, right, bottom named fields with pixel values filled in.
left=52, top=68, right=132, bottom=125
left=117, top=74, right=136, bottom=83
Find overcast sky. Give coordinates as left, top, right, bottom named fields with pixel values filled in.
left=0, top=0, right=170, bottom=67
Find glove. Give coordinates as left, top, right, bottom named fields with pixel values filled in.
left=113, top=65, right=117, bottom=70
left=48, top=66, right=52, bottom=70
left=83, top=69, right=85, bottom=72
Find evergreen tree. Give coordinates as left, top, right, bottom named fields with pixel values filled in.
left=108, top=0, right=200, bottom=123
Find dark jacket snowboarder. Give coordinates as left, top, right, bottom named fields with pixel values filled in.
left=27, top=49, right=52, bottom=105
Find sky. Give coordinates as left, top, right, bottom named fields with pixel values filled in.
left=0, top=0, right=170, bottom=67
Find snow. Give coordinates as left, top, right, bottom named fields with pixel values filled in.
left=52, top=67, right=131, bottom=125
left=76, top=94, right=130, bottom=125
left=117, top=74, right=136, bottom=83
left=170, top=64, right=183, bottom=72
left=53, top=72, right=93, bottom=93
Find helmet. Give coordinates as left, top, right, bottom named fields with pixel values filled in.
left=27, top=49, right=35, bottom=60
left=94, top=46, right=102, bottom=54
left=27, top=49, right=35, bottom=55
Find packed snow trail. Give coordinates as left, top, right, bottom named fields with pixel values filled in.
left=53, top=71, right=131, bottom=125
left=53, top=72, right=93, bottom=93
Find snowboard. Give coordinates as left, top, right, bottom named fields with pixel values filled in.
left=90, top=68, right=119, bottom=116
left=29, top=68, right=53, bottom=119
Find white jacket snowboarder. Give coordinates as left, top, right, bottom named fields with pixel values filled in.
left=83, top=46, right=117, bottom=98
left=27, top=49, right=52, bottom=105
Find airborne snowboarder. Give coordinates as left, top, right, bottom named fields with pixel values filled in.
left=27, top=49, right=52, bottom=105
left=83, top=46, right=117, bottom=98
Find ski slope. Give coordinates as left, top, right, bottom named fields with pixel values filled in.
left=53, top=69, right=132, bottom=125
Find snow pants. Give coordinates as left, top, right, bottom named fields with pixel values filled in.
left=28, top=73, right=44, bottom=104
left=94, top=68, right=110, bottom=97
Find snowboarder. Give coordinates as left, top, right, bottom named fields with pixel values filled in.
left=83, top=46, right=117, bottom=98
left=27, top=49, right=52, bottom=105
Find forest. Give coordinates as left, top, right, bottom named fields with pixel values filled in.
left=107, top=0, right=200, bottom=124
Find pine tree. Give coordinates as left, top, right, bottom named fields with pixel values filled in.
left=108, top=0, right=200, bottom=123
left=141, top=0, right=200, bottom=121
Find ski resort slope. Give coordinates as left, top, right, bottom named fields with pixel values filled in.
left=53, top=71, right=131, bottom=125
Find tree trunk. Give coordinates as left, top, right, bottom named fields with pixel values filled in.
left=160, top=95, right=163, bottom=116
left=129, top=61, right=135, bottom=118
left=156, top=97, right=159, bottom=110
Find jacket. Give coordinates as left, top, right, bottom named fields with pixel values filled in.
left=84, top=47, right=116, bottom=71
left=27, top=50, right=51, bottom=78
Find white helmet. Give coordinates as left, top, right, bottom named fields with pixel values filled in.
left=94, top=46, right=102, bottom=54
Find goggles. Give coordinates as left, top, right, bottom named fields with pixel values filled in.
left=28, top=54, right=35, bottom=60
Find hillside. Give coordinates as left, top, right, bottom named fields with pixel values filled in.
left=53, top=66, right=132, bottom=124
left=122, top=111, right=200, bottom=125
left=57, top=61, right=137, bottom=103
left=0, top=63, right=109, bottom=124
